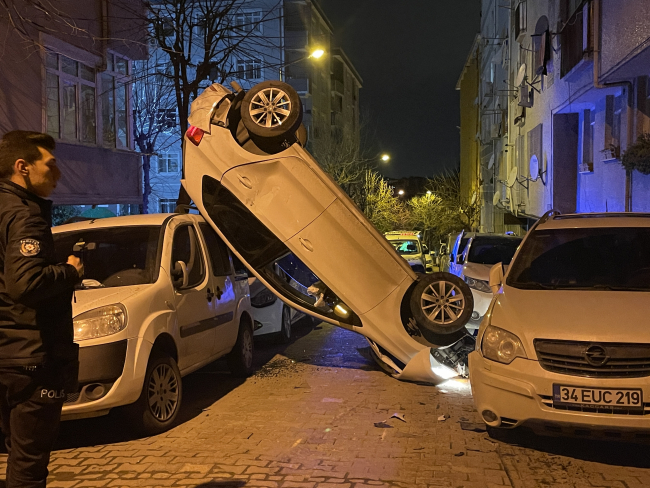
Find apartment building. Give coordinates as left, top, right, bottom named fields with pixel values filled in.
left=459, top=0, right=650, bottom=233
left=0, top=0, right=147, bottom=206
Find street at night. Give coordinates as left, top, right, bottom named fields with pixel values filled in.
left=8, top=320, right=645, bottom=488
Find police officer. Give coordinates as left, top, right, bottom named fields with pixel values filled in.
left=0, top=131, right=84, bottom=487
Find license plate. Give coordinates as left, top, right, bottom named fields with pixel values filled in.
left=553, top=385, right=643, bottom=410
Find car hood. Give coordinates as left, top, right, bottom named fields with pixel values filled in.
left=72, top=286, right=149, bottom=318
left=462, top=263, right=491, bottom=280
left=491, top=286, right=650, bottom=358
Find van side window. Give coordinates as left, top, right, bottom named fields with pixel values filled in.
left=171, top=225, right=205, bottom=288
left=231, top=253, right=250, bottom=279
left=199, top=223, right=231, bottom=276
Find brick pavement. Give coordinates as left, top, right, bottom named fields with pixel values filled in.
left=1, top=322, right=649, bottom=488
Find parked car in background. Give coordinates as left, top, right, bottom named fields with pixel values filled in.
left=470, top=211, right=650, bottom=439
left=384, top=231, right=429, bottom=274
left=181, top=80, right=476, bottom=384
left=458, top=234, right=522, bottom=334
left=52, top=214, right=254, bottom=435
left=422, top=243, right=435, bottom=273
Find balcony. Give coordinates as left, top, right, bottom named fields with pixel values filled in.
left=285, top=31, right=308, bottom=51
left=331, top=79, right=344, bottom=94
left=286, top=78, right=309, bottom=93
left=561, top=3, right=591, bottom=78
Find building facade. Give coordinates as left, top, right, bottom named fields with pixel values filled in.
left=145, top=0, right=362, bottom=214
left=0, top=0, right=147, bottom=206
left=460, top=0, right=650, bottom=234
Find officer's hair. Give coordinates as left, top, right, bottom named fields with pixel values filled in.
left=0, top=131, right=56, bottom=179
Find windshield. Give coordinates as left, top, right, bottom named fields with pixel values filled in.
left=467, top=237, right=522, bottom=265
left=53, top=226, right=162, bottom=288
left=507, top=227, right=650, bottom=291
left=390, top=239, right=421, bottom=255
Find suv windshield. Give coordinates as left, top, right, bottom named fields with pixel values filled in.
left=390, top=239, right=421, bottom=255
left=53, top=226, right=162, bottom=288
left=507, top=227, right=650, bottom=291
left=467, top=236, right=522, bottom=265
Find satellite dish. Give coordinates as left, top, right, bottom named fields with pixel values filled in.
left=488, top=154, right=495, bottom=169
left=515, top=64, right=527, bottom=86
left=529, top=154, right=539, bottom=181
left=470, top=191, right=477, bottom=205
left=507, top=167, right=519, bottom=187
left=493, top=191, right=501, bottom=206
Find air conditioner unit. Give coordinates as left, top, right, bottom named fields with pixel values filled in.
left=518, top=86, right=533, bottom=108
left=514, top=105, right=526, bottom=126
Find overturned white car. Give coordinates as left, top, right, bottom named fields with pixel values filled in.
left=181, top=80, right=475, bottom=383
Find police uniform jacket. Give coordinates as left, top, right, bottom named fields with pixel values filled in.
left=0, top=179, right=80, bottom=368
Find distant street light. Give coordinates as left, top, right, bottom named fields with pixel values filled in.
left=398, top=189, right=405, bottom=196
left=381, top=154, right=390, bottom=162
left=426, top=190, right=432, bottom=195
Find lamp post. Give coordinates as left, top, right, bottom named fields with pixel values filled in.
left=279, top=48, right=325, bottom=81
left=381, top=153, right=390, bottom=162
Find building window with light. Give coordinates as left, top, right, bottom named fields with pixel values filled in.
left=236, top=59, right=261, bottom=80
left=156, top=153, right=180, bottom=173
left=159, top=198, right=176, bottom=213
left=235, top=11, right=262, bottom=33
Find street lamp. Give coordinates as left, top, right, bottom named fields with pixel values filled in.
left=279, top=48, right=326, bottom=82
left=398, top=189, right=405, bottom=196
left=381, top=154, right=390, bottom=162
left=310, top=48, right=325, bottom=59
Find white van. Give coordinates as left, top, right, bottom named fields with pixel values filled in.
left=52, top=213, right=254, bottom=435
left=383, top=231, right=428, bottom=274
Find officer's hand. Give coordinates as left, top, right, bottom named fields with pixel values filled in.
left=67, top=255, right=84, bottom=277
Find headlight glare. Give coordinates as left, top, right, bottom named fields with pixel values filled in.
left=481, top=325, right=527, bottom=364
left=73, top=304, right=126, bottom=341
left=251, top=288, right=277, bottom=308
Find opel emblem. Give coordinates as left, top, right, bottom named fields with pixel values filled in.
left=585, top=345, right=609, bottom=367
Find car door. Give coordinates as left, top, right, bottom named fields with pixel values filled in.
left=170, top=222, right=215, bottom=371
left=449, top=231, right=465, bottom=277
left=199, top=222, right=239, bottom=356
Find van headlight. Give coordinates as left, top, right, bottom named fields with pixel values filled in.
left=481, top=325, right=527, bottom=364
left=464, top=276, right=491, bottom=293
left=73, top=304, right=127, bottom=341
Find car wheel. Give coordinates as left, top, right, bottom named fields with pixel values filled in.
left=125, top=355, right=182, bottom=436
left=279, top=305, right=292, bottom=344
left=241, top=81, right=303, bottom=140
left=409, top=272, right=474, bottom=336
left=227, top=320, right=255, bottom=377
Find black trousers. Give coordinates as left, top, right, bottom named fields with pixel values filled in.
left=0, top=366, right=64, bottom=488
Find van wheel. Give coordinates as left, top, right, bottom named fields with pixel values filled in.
left=125, top=355, right=182, bottom=436
left=409, top=272, right=473, bottom=336
left=278, top=305, right=292, bottom=344
left=228, top=320, right=254, bottom=377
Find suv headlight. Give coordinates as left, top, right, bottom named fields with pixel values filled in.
left=481, top=325, right=527, bottom=364
left=251, top=288, right=277, bottom=308
left=74, top=304, right=127, bottom=341
left=464, top=276, right=491, bottom=293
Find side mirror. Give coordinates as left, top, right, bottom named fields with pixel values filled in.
left=489, top=262, right=505, bottom=294
left=172, top=260, right=189, bottom=288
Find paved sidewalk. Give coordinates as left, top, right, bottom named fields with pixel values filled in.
left=1, top=322, right=649, bottom=488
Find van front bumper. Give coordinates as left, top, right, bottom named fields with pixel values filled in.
left=469, top=351, right=650, bottom=433
left=62, top=337, right=152, bottom=420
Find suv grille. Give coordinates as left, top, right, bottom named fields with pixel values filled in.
left=534, top=340, right=650, bottom=378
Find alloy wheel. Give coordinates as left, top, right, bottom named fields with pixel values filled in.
left=420, top=280, right=466, bottom=325
left=248, top=88, right=292, bottom=128
left=147, top=363, right=179, bottom=422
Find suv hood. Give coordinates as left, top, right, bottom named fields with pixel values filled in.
left=462, top=263, right=490, bottom=280
left=491, top=286, right=650, bottom=358
left=72, top=286, right=149, bottom=318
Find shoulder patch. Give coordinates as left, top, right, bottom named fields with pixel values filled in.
left=20, top=239, right=41, bottom=257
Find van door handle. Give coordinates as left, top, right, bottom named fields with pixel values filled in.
left=215, top=286, right=223, bottom=300
left=206, top=288, right=215, bottom=302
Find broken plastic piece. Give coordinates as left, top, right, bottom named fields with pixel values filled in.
left=374, top=421, right=393, bottom=428
left=391, top=413, right=406, bottom=422
left=437, top=415, right=446, bottom=422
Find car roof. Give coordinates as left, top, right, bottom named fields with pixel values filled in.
left=469, top=233, right=522, bottom=240
left=537, top=212, right=650, bottom=230
left=52, top=213, right=205, bottom=233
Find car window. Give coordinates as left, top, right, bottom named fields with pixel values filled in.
left=507, top=227, right=650, bottom=290
left=171, top=225, right=206, bottom=288
left=231, top=253, right=250, bottom=278
left=53, top=226, right=161, bottom=288
left=199, top=223, right=231, bottom=276
left=467, top=237, right=522, bottom=265
left=389, top=239, right=420, bottom=255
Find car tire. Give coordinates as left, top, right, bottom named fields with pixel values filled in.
left=241, top=81, right=303, bottom=140
left=278, top=305, right=292, bottom=344
left=409, top=272, right=474, bottom=336
left=125, top=355, right=182, bottom=436
left=227, top=320, right=255, bottom=377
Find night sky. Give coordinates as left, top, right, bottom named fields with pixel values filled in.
left=319, top=0, right=480, bottom=178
